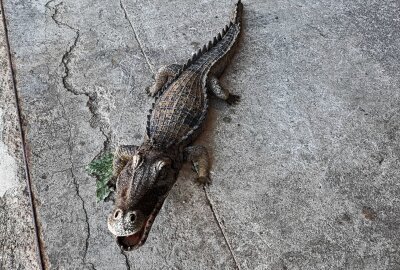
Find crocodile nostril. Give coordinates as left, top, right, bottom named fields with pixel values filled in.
left=129, top=213, right=136, bottom=222
left=114, top=209, right=122, bottom=220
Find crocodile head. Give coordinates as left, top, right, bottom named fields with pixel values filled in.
left=107, top=149, right=176, bottom=251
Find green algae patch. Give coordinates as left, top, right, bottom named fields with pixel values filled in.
left=87, top=152, right=113, bottom=202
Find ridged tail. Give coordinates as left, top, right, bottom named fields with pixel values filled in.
left=147, top=0, right=243, bottom=101
left=232, top=0, right=243, bottom=25
left=146, top=0, right=244, bottom=143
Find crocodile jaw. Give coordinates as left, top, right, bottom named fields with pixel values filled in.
left=115, top=214, right=155, bottom=251
left=112, top=199, right=164, bottom=251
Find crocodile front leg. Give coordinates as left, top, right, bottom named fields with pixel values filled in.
left=146, top=64, right=182, bottom=97
left=109, top=145, right=138, bottom=188
left=184, top=145, right=211, bottom=185
left=207, top=76, right=240, bottom=105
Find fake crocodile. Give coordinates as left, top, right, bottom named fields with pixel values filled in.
left=107, top=0, right=243, bottom=251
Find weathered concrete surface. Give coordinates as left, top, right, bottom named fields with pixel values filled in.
left=2, top=0, right=400, bottom=269
left=0, top=6, right=39, bottom=269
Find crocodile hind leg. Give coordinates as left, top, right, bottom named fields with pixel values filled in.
left=207, top=76, right=240, bottom=105
left=109, top=145, right=138, bottom=188
left=146, top=64, right=182, bottom=97
left=184, top=145, right=211, bottom=185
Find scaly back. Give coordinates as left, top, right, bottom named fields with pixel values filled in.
left=146, top=0, right=243, bottom=149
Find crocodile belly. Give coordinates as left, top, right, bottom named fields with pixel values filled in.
left=149, top=75, right=206, bottom=146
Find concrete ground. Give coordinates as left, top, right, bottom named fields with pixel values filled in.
left=1, top=0, right=399, bottom=269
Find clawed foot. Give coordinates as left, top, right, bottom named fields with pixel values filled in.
left=145, top=85, right=155, bottom=97
left=196, top=176, right=211, bottom=186
left=226, top=94, right=241, bottom=105
left=107, top=176, right=117, bottom=190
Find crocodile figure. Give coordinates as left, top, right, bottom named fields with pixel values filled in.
left=107, top=0, right=243, bottom=251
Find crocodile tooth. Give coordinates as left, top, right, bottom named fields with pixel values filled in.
left=229, top=21, right=233, bottom=27
left=213, top=36, right=217, bottom=44
left=217, top=33, right=222, bottom=40
left=202, top=44, right=207, bottom=53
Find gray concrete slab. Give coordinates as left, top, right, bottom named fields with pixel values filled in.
left=0, top=6, right=39, bottom=269
left=2, top=0, right=400, bottom=269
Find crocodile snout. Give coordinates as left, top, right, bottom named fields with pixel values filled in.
left=108, top=209, right=144, bottom=236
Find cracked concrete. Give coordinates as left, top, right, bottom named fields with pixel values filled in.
left=1, top=0, right=400, bottom=269
left=47, top=2, right=97, bottom=267
left=49, top=10, right=95, bottom=266
left=119, top=0, right=154, bottom=74
left=46, top=0, right=112, bottom=154
left=57, top=92, right=93, bottom=267
left=204, top=187, right=241, bottom=270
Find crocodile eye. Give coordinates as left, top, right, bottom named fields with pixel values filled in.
left=154, top=158, right=171, bottom=172
left=132, top=154, right=141, bottom=168
left=155, top=160, right=167, bottom=171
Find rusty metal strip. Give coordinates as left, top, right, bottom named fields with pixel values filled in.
left=0, top=1, right=45, bottom=269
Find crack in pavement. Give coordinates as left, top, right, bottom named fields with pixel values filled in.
left=120, top=250, right=131, bottom=270
left=203, top=187, right=241, bottom=270
left=45, top=1, right=111, bottom=154
left=54, top=92, right=95, bottom=270
left=119, top=0, right=155, bottom=74
left=45, top=2, right=130, bottom=268
left=45, top=2, right=99, bottom=269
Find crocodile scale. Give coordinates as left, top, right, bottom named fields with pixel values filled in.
left=147, top=4, right=242, bottom=148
